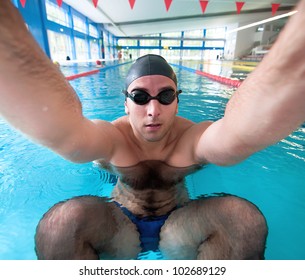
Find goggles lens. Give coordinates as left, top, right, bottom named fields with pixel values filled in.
left=125, top=89, right=181, bottom=105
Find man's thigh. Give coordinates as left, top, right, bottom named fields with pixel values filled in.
left=159, top=195, right=267, bottom=260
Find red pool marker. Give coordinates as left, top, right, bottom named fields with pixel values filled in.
left=66, top=69, right=100, bottom=81
left=195, top=70, right=242, bottom=88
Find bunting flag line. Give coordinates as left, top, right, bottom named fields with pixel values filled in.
left=20, top=0, right=26, bottom=8
left=235, top=1, right=245, bottom=14
left=199, top=0, right=209, bottom=14
left=92, top=0, right=99, bottom=8
left=164, top=0, right=173, bottom=12
left=129, top=0, right=136, bottom=9
left=271, top=3, right=281, bottom=15
left=56, top=0, right=63, bottom=7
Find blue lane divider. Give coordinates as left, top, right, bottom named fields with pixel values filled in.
left=169, top=63, right=197, bottom=73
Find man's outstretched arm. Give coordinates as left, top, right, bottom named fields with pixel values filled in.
left=196, top=0, right=305, bottom=165
left=0, top=0, right=120, bottom=163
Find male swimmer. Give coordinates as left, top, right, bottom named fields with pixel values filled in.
left=1, top=0, right=305, bottom=260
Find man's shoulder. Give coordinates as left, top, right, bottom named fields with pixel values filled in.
left=111, top=116, right=129, bottom=128
left=112, top=115, right=128, bottom=124
left=175, top=116, right=212, bottom=134
left=174, top=116, right=194, bottom=130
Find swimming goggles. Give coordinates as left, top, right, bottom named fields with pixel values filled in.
left=123, top=89, right=182, bottom=105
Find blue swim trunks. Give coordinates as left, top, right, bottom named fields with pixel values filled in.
left=114, top=202, right=171, bottom=252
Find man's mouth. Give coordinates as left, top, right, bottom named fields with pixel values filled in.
left=145, top=123, right=161, bottom=129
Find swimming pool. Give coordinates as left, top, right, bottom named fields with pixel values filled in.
left=0, top=60, right=304, bottom=260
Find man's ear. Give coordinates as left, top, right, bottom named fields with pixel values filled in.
left=125, top=101, right=129, bottom=115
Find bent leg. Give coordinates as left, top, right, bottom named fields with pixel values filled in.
left=159, top=195, right=267, bottom=260
left=35, top=195, right=141, bottom=260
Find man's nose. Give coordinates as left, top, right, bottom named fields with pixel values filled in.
left=146, top=99, right=161, bottom=117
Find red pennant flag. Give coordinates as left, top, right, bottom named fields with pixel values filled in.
left=235, top=2, right=245, bottom=14
left=164, top=0, right=173, bottom=12
left=199, top=0, right=209, bottom=14
left=92, top=0, right=99, bottom=8
left=129, top=0, right=136, bottom=9
left=271, top=3, right=280, bottom=15
left=56, top=0, right=63, bottom=7
left=20, top=0, right=26, bottom=8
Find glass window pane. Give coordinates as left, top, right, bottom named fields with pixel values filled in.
left=161, top=40, right=180, bottom=47
left=205, top=27, right=226, bottom=38
left=181, top=49, right=203, bottom=60
left=183, top=40, right=203, bottom=47
left=45, top=0, right=70, bottom=27
left=139, top=39, right=159, bottom=46
left=161, top=32, right=181, bottom=37
left=75, top=37, right=89, bottom=60
left=73, top=15, right=87, bottom=33
left=89, top=24, right=99, bottom=38
left=184, top=29, right=203, bottom=38
left=47, top=30, right=72, bottom=61
left=142, top=34, right=160, bottom=37
left=205, top=40, right=225, bottom=48
left=90, top=39, right=100, bottom=59
left=118, top=39, right=138, bottom=46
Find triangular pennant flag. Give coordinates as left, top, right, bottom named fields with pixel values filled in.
left=56, top=0, right=63, bottom=7
left=92, top=0, right=99, bottom=8
left=235, top=2, right=245, bottom=14
left=199, top=0, right=209, bottom=14
left=271, top=3, right=281, bottom=15
left=164, top=0, right=173, bottom=12
left=20, top=0, right=26, bottom=8
left=128, top=0, right=136, bottom=9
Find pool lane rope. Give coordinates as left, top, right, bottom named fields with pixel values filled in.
left=66, top=69, right=100, bottom=81
left=65, top=61, right=242, bottom=88
left=170, top=63, right=242, bottom=88
left=195, top=70, right=242, bottom=87
left=65, top=61, right=133, bottom=81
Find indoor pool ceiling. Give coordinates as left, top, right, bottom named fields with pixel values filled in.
left=63, top=0, right=299, bottom=36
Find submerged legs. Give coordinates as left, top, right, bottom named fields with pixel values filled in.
left=35, top=195, right=267, bottom=260
left=159, top=195, right=268, bottom=259
left=35, top=195, right=141, bottom=260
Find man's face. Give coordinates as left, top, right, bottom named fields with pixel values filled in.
left=125, top=75, right=178, bottom=143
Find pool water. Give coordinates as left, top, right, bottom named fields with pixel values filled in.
left=0, top=60, right=304, bottom=260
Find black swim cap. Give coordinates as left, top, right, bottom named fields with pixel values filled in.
left=125, top=54, right=177, bottom=90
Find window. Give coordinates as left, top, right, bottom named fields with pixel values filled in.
left=73, top=15, right=87, bottom=33
left=45, top=0, right=70, bottom=27
left=205, top=27, right=226, bottom=38
left=182, top=49, right=202, bottom=60
left=139, top=39, right=159, bottom=46
left=74, top=37, right=89, bottom=60
left=205, top=27, right=226, bottom=48
left=205, top=40, right=225, bottom=48
left=118, top=39, right=138, bottom=46
left=183, top=40, right=203, bottom=47
left=90, top=39, right=100, bottom=59
left=142, top=33, right=160, bottom=37
left=184, top=29, right=203, bottom=38
left=47, top=30, right=72, bottom=61
left=161, top=32, right=181, bottom=38
left=160, top=49, right=181, bottom=59
left=161, top=40, right=180, bottom=47
left=89, top=24, right=99, bottom=38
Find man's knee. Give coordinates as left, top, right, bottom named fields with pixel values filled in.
left=214, top=195, right=268, bottom=237
left=35, top=196, right=111, bottom=259
left=36, top=196, right=108, bottom=235
left=35, top=196, right=141, bottom=259
left=160, top=195, right=268, bottom=259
